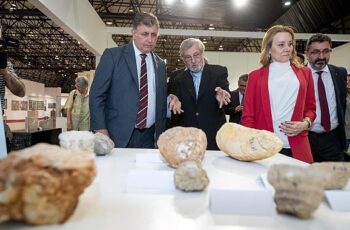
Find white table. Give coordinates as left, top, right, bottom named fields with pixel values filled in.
left=4, top=149, right=350, bottom=229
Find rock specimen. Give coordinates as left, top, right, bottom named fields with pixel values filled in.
left=59, top=130, right=95, bottom=153
left=0, top=143, right=96, bottom=225
left=94, top=132, right=115, bottom=155
left=309, top=162, right=350, bottom=189
left=174, top=161, right=209, bottom=192
left=216, top=123, right=283, bottom=161
left=267, top=164, right=329, bottom=219
left=157, top=127, right=207, bottom=168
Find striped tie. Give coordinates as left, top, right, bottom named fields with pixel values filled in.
left=316, top=71, right=331, bottom=131
left=136, top=53, right=148, bottom=129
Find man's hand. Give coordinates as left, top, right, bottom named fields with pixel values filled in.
left=215, top=87, right=231, bottom=108
left=95, top=129, right=110, bottom=137
left=168, top=94, right=184, bottom=114
left=234, top=105, right=243, bottom=113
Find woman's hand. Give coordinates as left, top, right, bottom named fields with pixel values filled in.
left=279, top=120, right=309, bottom=136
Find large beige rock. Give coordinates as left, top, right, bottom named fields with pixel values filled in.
left=216, top=123, right=283, bottom=161
left=174, top=161, right=209, bottom=192
left=157, top=127, right=207, bottom=168
left=0, top=143, right=96, bottom=225
left=268, top=164, right=330, bottom=219
left=309, top=162, right=350, bottom=190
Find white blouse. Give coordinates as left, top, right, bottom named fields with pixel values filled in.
left=268, top=61, right=299, bottom=148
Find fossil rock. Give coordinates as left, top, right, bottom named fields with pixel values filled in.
left=59, top=131, right=95, bottom=153
left=309, top=162, right=350, bottom=189
left=94, top=132, right=115, bottom=155
left=267, top=164, right=330, bottom=219
left=0, top=143, right=96, bottom=225
left=174, top=161, right=209, bottom=192
left=216, top=123, right=283, bottom=161
left=157, top=127, right=207, bottom=168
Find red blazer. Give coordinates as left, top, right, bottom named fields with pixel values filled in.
left=241, top=64, right=316, bottom=163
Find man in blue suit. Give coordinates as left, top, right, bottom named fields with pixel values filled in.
left=90, top=12, right=180, bottom=148
left=305, top=34, right=348, bottom=161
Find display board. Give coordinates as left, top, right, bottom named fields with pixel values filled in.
left=0, top=102, right=7, bottom=157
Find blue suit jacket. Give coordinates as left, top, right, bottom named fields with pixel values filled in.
left=328, top=64, right=347, bottom=149
left=89, top=42, right=167, bottom=147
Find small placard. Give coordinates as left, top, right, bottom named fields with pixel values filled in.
left=135, top=153, right=164, bottom=164
left=127, top=169, right=175, bottom=192
left=0, top=102, right=7, bottom=157
left=325, top=190, right=350, bottom=212
left=210, top=189, right=276, bottom=215
left=259, top=173, right=274, bottom=191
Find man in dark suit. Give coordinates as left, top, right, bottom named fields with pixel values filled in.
left=305, top=33, right=348, bottom=161
left=225, top=74, right=248, bottom=123
left=171, top=38, right=231, bottom=150
left=89, top=12, right=181, bottom=148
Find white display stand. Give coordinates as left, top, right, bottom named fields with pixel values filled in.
left=0, top=102, right=7, bottom=157
left=55, top=117, right=67, bottom=132
left=3, top=149, right=350, bottom=229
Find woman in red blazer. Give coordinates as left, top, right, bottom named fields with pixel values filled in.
left=241, top=25, right=316, bottom=163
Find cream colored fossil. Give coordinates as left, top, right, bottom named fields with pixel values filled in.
left=157, top=127, right=207, bottom=168
left=0, top=143, right=96, bottom=225
left=267, top=164, right=330, bottom=219
left=216, top=123, right=283, bottom=161
left=309, top=162, right=350, bottom=189
left=174, top=161, right=209, bottom=192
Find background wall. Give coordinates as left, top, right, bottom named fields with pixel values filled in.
left=205, top=42, right=350, bottom=91
left=5, top=79, right=61, bottom=131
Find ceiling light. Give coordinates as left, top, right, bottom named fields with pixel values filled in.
left=128, top=8, right=134, bottom=12
left=282, top=0, right=291, bottom=6
left=106, top=21, right=113, bottom=25
left=233, top=0, right=248, bottom=8
left=208, top=24, right=215, bottom=30
left=184, top=0, right=199, bottom=7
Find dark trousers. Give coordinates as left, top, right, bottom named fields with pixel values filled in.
left=126, top=125, right=155, bottom=149
left=280, top=148, right=293, bottom=158
left=309, top=128, right=345, bottom=162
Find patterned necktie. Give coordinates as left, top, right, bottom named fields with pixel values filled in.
left=316, top=71, right=331, bottom=131
left=136, top=54, right=148, bottom=129
left=191, top=71, right=200, bottom=98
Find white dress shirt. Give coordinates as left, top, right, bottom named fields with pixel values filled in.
left=133, top=41, right=156, bottom=128
left=308, top=64, right=338, bottom=133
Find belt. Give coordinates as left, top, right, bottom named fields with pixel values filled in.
left=309, top=128, right=337, bottom=136
left=134, top=124, right=155, bottom=132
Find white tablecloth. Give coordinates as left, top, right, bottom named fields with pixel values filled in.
left=4, top=148, right=350, bottom=229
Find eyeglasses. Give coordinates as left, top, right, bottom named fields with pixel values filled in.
left=309, top=49, right=332, bottom=56
left=183, top=52, right=202, bottom=62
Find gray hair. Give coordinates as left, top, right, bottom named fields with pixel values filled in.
left=75, top=76, right=89, bottom=87
left=179, top=38, right=205, bottom=57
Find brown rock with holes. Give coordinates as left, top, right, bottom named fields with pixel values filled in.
left=157, top=127, right=207, bottom=168
left=267, top=164, right=330, bottom=219
left=0, top=143, right=96, bottom=225
left=174, top=161, right=209, bottom=192
left=216, top=123, right=283, bottom=161
left=309, top=162, right=350, bottom=189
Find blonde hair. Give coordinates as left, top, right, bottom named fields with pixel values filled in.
left=260, top=25, right=302, bottom=68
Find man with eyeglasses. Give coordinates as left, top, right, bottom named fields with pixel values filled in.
left=170, top=38, right=231, bottom=150
left=305, top=33, right=348, bottom=162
